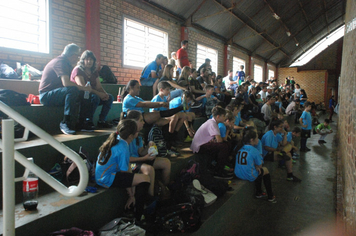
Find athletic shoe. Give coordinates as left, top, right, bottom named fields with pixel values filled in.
left=268, top=196, right=277, bottom=203
left=305, top=147, right=311, bottom=151
left=213, top=171, right=233, bottom=180
left=318, top=140, right=323, bottom=145
left=292, top=159, right=297, bottom=163
left=255, top=192, right=267, bottom=199
left=60, top=121, right=76, bottom=135
left=97, top=120, right=113, bottom=128
left=48, top=163, right=62, bottom=175
left=278, top=151, right=290, bottom=161
left=287, top=175, right=302, bottom=182
left=184, top=135, right=193, bottom=143
left=81, top=122, right=95, bottom=132
left=190, top=102, right=202, bottom=109
left=321, top=140, right=327, bottom=144
left=167, top=150, right=180, bottom=158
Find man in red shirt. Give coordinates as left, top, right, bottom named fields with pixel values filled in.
left=176, top=40, right=189, bottom=75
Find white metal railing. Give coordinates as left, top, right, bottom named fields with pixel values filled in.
left=0, top=101, right=89, bottom=236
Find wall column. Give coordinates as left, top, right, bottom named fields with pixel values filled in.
left=85, top=0, right=101, bottom=65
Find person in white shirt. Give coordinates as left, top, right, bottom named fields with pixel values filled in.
left=258, top=86, right=267, bottom=103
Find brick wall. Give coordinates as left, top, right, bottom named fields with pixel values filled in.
left=278, top=67, right=326, bottom=104
left=0, top=0, right=86, bottom=71
left=338, top=0, right=356, bottom=233
left=187, top=28, right=225, bottom=76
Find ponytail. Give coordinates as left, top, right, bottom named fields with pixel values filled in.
left=122, top=80, right=139, bottom=100
left=98, top=120, right=137, bottom=165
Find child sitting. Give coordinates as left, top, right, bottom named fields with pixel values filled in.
left=190, top=107, right=232, bottom=179
left=234, top=128, right=276, bottom=203
left=315, top=119, right=333, bottom=145
left=169, top=91, right=196, bottom=141
left=196, top=84, right=220, bottom=117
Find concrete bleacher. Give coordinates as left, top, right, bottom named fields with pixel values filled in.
left=0, top=78, right=279, bottom=235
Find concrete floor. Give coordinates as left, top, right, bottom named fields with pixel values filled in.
left=188, top=115, right=338, bottom=236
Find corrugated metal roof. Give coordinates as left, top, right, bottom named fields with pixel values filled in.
left=143, top=0, right=346, bottom=66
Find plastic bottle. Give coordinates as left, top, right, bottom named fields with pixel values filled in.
left=23, top=158, right=38, bottom=211
left=22, top=65, right=30, bottom=80
left=117, top=87, right=122, bottom=102
left=84, top=81, right=91, bottom=99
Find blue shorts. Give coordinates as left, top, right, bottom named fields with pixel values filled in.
left=140, top=77, right=158, bottom=86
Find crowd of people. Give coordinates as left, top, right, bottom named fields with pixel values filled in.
left=38, top=42, right=335, bottom=221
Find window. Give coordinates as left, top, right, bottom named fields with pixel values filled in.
left=0, top=0, right=49, bottom=53
left=268, top=69, right=275, bottom=80
left=123, top=18, right=168, bottom=68
left=254, top=65, right=263, bottom=82
left=233, top=57, right=246, bottom=76
left=196, top=44, right=218, bottom=73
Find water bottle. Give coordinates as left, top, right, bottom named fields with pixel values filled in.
left=84, top=81, right=91, bottom=99
left=23, top=158, right=38, bottom=211
left=117, top=87, right=122, bottom=102
left=22, top=65, right=30, bottom=80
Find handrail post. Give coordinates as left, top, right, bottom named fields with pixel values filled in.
left=2, top=119, right=15, bottom=236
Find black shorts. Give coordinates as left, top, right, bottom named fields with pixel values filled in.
left=111, top=171, right=135, bottom=188
left=301, top=129, right=311, bottom=139
left=264, top=152, right=275, bottom=162
left=131, top=160, right=156, bottom=173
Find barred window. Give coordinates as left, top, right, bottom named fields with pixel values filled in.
left=233, top=57, right=246, bottom=75
left=254, top=65, right=263, bottom=82
left=123, top=18, right=168, bottom=68
left=196, top=44, right=218, bottom=73
left=0, top=0, right=49, bottom=53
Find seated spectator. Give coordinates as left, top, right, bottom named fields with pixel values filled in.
left=258, top=86, right=267, bottom=103
left=196, top=68, right=209, bottom=89
left=315, top=119, right=333, bottom=145
left=39, top=43, right=91, bottom=135
left=261, top=95, right=277, bottom=124
left=169, top=91, right=196, bottom=140
left=294, top=84, right=301, bottom=99
left=284, top=127, right=301, bottom=160
left=222, top=70, right=235, bottom=94
left=70, top=50, right=113, bottom=129
left=190, top=107, right=232, bottom=179
left=196, top=85, right=220, bottom=117
left=214, top=75, right=232, bottom=105
left=159, top=64, right=186, bottom=100
left=177, top=66, right=191, bottom=89
left=95, top=119, right=152, bottom=221
left=122, top=80, right=183, bottom=126
left=140, top=54, right=164, bottom=96
left=261, top=119, right=302, bottom=182
left=151, top=82, right=186, bottom=136
left=285, top=99, right=302, bottom=124
left=299, top=89, right=308, bottom=106
left=236, top=65, right=246, bottom=86
left=256, top=94, right=263, bottom=105
left=234, top=128, right=276, bottom=203
left=188, top=68, right=205, bottom=97
left=121, top=110, right=171, bottom=194
left=197, top=58, right=211, bottom=76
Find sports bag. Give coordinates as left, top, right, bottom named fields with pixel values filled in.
left=99, top=217, right=145, bottom=236
left=99, top=65, right=117, bottom=84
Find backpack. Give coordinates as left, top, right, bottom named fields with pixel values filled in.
left=198, top=172, right=229, bottom=197
left=0, top=89, right=30, bottom=106
left=61, top=146, right=95, bottom=185
left=0, top=63, right=20, bottom=79
left=99, top=65, right=117, bottom=84
left=50, top=227, right=94, bottom=236
left=168, top=160, right=200, bottom=191
left=148, top=125, right=168, bottom=156
left=154, top=203, right=201, bottom=233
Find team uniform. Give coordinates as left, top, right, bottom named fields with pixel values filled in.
left=261, top=130, right=283, bottom=161
left=237, top=71, right=245, bottom=85
left=123, top=94, right=144, bottom=113
left=234, top=145, right=262, bottom=182
left=150, top=95, right=168, bottom=112
left=218, top=123, right=227, bottom=138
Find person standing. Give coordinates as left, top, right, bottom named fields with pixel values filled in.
left=39, top=43, right=92, bottom=135
left=329, top=95, right=336, bottom=121
left=176, top=40, right=189, bottom=75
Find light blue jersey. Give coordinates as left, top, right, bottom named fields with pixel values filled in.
left=234, top=145, right=262, bottom=182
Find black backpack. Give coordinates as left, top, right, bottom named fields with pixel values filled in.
left=99, top=65, right=117, bottom=84
left=0, top=89, right=30, bottom=106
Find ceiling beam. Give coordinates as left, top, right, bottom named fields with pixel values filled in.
left=279, top=15, right=344, bottom=67
left=185, top=0, right=207, bottom=26
left=322, top=0, right=329, bottom=33
left=297, top=0, right=314, bottom=34
left=141, top=0, right=185, bottom=22
left=267, top=0, right=344, bottom=61
left=213, top=0, right=289, bottom=57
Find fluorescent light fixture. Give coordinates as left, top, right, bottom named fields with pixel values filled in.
left=273, top=13, right=280, bottom=20
left=290, top=25, right=344, bottom=67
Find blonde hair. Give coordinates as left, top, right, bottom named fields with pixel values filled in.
left=179, top=66, right=191, bottom=80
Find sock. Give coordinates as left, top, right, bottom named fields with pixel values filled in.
left=159, top=106, right=183, bottom=117
left=254, top=177, right=263, bottom=195
left=134, top=182, right=150, bottom=221
left=263, top=174, right=273, bottom=197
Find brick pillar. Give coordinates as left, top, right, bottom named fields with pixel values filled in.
left=264, top=61, right=268, bottom=82
left=85, top=0, right=101, bottom=65
left=224, top=45, right=229, bottom=75
left=180, top=26, right=189, bottom=42
left=249, top=56, right=252, bottom=79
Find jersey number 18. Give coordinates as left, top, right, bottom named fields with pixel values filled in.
left=236, top=151, right=248, bottom=165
